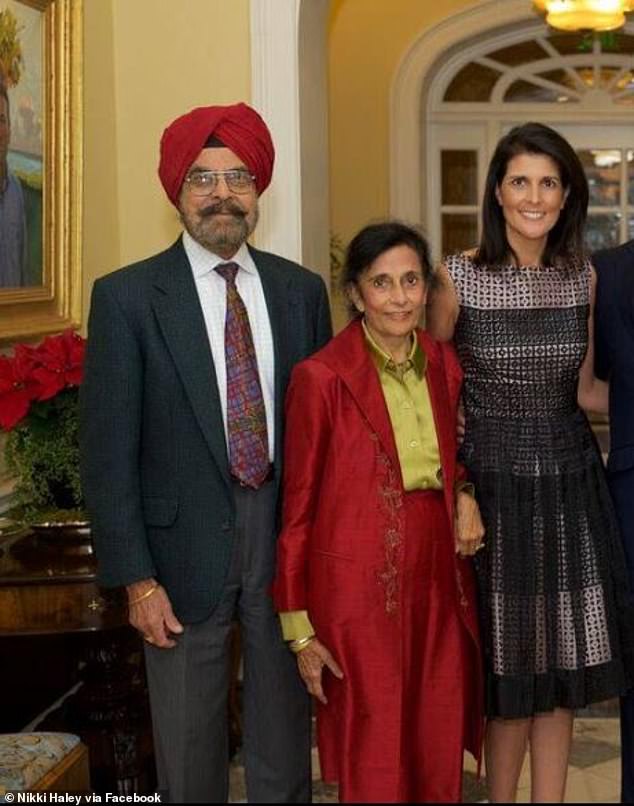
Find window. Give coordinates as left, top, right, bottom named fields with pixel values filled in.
left=428, top=24, right=634, bottom=258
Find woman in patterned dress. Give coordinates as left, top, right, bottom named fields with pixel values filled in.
left=427, top=122, right=634, bottom=803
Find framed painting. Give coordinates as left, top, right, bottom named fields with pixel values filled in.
left=0, top=0, right=81, bottom=341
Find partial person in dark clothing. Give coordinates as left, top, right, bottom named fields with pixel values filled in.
left=594, top=238, right=634, bottom=804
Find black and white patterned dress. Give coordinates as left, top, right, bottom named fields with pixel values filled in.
left=447, top=253, right=634, bottom=718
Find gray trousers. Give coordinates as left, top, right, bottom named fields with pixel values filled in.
left=144, top=480, right=312, bottom=803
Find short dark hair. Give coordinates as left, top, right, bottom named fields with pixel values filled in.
left=342, top=221, right=434, bottom=316
left=475, top=122, right=588, bottom=268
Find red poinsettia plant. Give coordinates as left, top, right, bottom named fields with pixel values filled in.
left=0, top=330, right=86, bottom=520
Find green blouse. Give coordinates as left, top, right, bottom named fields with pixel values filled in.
left=280, top=323, right=445, bottom=642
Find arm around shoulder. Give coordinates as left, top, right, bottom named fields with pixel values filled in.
left=426, top=263, right=459, bottom=342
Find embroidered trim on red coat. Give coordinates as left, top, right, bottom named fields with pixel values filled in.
left=370, top=433, right=404, bottom=616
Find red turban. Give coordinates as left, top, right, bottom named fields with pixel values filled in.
left=158, top=102, right=275, bottom=205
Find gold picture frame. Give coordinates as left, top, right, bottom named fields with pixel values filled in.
left=0, top=0, right=82, bottom=341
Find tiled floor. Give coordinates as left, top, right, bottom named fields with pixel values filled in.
left=462, top=714, right=621, bottom=803
left=229, top=711, right=622, bottom=802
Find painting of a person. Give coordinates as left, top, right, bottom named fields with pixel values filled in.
left=0, top=84, right=26, bottom=287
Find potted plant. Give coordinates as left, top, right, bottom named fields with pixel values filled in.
left=0, top=330, right=86, bottom=529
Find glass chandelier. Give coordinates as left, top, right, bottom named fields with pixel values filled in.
left=533, top=0, right=634, bottom=31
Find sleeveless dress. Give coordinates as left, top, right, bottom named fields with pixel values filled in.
left=446, top=253, right=634, bottom=718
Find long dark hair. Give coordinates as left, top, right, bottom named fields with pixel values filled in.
left=342, top=221, right=434, bottom=317
left=475, top=122, right=588, bottom=268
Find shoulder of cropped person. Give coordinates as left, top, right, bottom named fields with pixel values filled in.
left=593, top=239, right=634, bottom=273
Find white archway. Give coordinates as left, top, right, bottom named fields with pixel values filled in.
left=390, top=0, right=535, bottom=224
left=249, top=0, right=331, bottom=285
left=249, top=0, right=547, bottom=275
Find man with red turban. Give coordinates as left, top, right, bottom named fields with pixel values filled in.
left=81, top=102, right=332, bottom=803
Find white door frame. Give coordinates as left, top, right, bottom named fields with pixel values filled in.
left=249, top=0, right=538, bottom=273
left=390, top=0, right=535, bottom=224
left=249, top=0, right=331, bottom=284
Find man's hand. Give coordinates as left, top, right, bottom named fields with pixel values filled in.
left=127, top=578, right=184, bottom=649
left=296, top=638, right=343, bottom=704
left=454, top=490, right=485, bottom=557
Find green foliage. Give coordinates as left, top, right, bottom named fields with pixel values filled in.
left=5, top=388, right=84, bottom=521
left=579, top=32, right=619, bottom=53
left=0, top=8, right=23, bottom=88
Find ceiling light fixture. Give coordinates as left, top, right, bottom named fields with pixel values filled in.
left=533, top=0, right=633, bottom=32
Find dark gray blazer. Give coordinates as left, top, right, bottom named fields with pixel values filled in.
left=594, top=239, right=634, bottom=474
left=80, top=237, right=332, bottom=623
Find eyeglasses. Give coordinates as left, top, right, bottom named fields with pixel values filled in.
left=183, top=169, right=256, bottom=196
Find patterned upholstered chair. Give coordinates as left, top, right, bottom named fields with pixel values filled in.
left=0, top=733, right=89, bottom=795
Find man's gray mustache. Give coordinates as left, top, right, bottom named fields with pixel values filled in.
left=200, top=204, right=246, bottom=219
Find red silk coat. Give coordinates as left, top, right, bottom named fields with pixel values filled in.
left=272, top=319, right=483, bottom=797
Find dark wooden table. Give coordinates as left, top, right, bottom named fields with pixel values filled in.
left=0, top=524, right=155, bottom=793
left=0, top=524, right=125, bottom=634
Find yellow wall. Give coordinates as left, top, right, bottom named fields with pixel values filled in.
left=328, top=0, right=482, bottom=248
left=83, top=0, right=119, bottom=324
left=82, top=0, right=251, bottom=323
left=83, top=0, right=485, bottom=328
left=84, top=0, right=487, bottom=328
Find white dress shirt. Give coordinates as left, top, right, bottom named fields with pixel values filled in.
left=183, top=231, right=275, bottom=461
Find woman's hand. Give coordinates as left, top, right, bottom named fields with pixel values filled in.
left=296, top=638, right=344, bottom=704
left=454, top=490, right=485, bottom=557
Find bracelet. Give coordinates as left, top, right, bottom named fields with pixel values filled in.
left=128, top=582, right=159, bottom=606
left=289, top=635, right=316, bottom=654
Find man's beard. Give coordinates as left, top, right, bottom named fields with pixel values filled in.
left=181, top=198, right=258, bottom=255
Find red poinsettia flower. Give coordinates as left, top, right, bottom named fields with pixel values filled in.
left=32, top=330, right=86, bottom=401
left=0, top=345, right=39, bottom=431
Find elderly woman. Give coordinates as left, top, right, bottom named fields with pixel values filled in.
left=272, top=221, right=484, bottom=803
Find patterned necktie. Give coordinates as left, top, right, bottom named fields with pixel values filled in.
left=215, top=262, right=270, bottom=488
